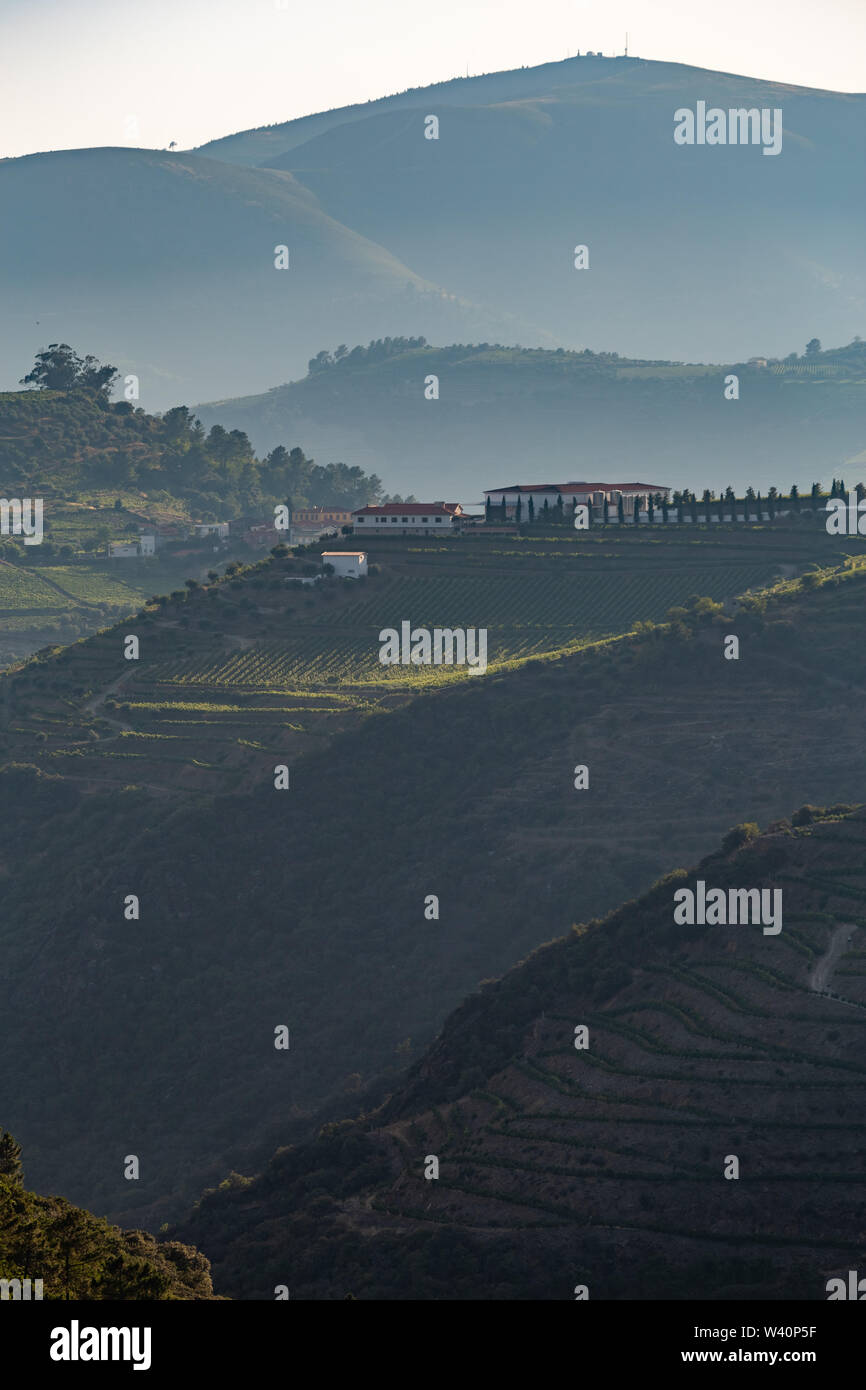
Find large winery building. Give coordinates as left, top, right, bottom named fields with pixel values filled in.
left=484, top=482, right=671, bottom=515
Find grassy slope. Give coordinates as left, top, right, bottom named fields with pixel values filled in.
left=172, top=807, right=866, bottom=1300
left=1, top=528, right=866, bottom=1232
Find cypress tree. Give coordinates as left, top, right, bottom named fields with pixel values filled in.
left=515, top=494, right=522, bottom=523
left=0, top=1129, right=24, bottom=1184
left=528, top=495, right=535, bottom=523
left=618, top=496, right=625, bottom=526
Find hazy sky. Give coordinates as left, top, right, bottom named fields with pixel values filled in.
left=1, top=0, right=864, bottom=159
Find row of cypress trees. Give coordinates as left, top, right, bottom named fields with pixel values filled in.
left=484, top=481, right=861, bottom=525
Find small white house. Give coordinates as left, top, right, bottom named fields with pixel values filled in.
left=322, top=551, right=368, bottom=578
left=194, top=521, right=230, bottom=539
left=108, top=541, right=140, bottom=559
left=138, top=534, right=156, bottom=556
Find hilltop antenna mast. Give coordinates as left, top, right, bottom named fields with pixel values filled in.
left=625, top=33, right=629, bottom=57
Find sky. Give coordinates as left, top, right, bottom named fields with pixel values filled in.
left=1, top=0, right=865, bottom=160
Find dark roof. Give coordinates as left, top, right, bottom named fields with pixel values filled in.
left=484, top=482, right=669, bottom=494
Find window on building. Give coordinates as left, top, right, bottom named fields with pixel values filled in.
left=435, top=517, right=442, bottom=523
left=401, top=517, right=408, bottom=523
left=357, top=516, right=365, bottom=522
left=422, top=517, right=428, bottom=523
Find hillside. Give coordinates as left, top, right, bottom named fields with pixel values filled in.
left=0, top=149, right=540, bottom=410
left=196, top=338, right=866, bottom=497
left=2, top=526, right=866, bottom=1230
left=200, top=57, right=866, bottom=367
left=4, top=58, right=864, bottom=412
left=0, top=383, right=384, bottom=666
left=173, top=806, right=866, bottom=1300
left=0, top=1133, right=218, bottom=1299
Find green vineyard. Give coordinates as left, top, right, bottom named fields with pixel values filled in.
left=149, top=562, right=779, bottom=690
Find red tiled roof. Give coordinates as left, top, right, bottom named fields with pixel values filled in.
left=321, top=551, right=366, bottom=557
left=352, top=503, right=461, bottom=516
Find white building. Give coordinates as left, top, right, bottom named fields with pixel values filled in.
left=321, top=551, right=368, bottom=578
left=484, top=481, right=670, bottom=517
left=138, top=533, right=156, bottom=556
left=352, top=502, right=463, bottom=536
left=194, top=521, right=230, bottom=538
left=108, top=541, right=140, bottom=559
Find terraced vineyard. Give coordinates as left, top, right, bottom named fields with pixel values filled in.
left=147, top=560, right=782, bottom=690
left=179, top=811, right=866, bottom=1300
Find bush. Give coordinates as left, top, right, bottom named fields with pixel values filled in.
left=722, top=822, right=760, bottom=853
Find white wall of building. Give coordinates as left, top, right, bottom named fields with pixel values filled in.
left=324, top=552, right=368, bottom=578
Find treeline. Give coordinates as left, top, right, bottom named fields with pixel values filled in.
left=5, top=347, right=384, bottom=513
left=488, top=480, right=863, bottom=526
left=0, top=1130, right=217, bottom=1300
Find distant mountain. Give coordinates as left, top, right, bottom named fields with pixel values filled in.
left=3, top=58, right=864, bottom=413
left=0, top=149, right=535, bottom=410
left=196, top=339, right=866, bottom=497
left=174, top=805, right=866, bottom=1300
left=197, top=57, right=866, bottom=365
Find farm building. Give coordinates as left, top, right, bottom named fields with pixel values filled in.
left=293, top=506, right=353, bottom=527
left=352, top=502, right=463, bottom=536
left=194, top=521, right=230, bottom=538
left=484, top=482, right=670, bottom=517
left=108, top=534, right=156, bottom=559
left=322, top=551, right=368, bottom=578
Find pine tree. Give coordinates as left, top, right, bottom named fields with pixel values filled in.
left=647, top=494, right=655, bottom=525
left=515, top=494, right=522, bottom=523
left=603, top=496, right=609, bottom=525
left=789, top=484, right=800, bottom=512
left=542, top=498, right=549, bottom=522
left=633, top=495, right=641, bottom=525
left=528, top=495, right=535, bottom=523
left=811, top=482, right=821, bottom=511
left=0, top=1129, right=23, bottom=1184
left=618, top=496, right=625, bottom=526
left=485, top=496, right=492, bottom=524
left=555, top=493, right=564, bottom=523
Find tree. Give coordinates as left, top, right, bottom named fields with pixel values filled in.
left=805, top=338, right=822, bottom=358
left=811, top=482, right=822, bottom=511
left=20, top=344, right=118, bottom=396
left=647, top=493, right=654, bottom=525
left=617, top=495, right=625, bottom=526
left=702, top=489, right=712, bottom=525
left=789, top=484, right=800, bottom=512
left=527, top=495, right=534, bottom=524
left=661, top=496, right=669, bottom=524
left=555, top=493, right=564, bottom=523
left=633, top=495, right=641, bottom=525
left=485, top=496, right=492, bottom=524
left=542, top=498, right=549, bottom=522
left=515, top=494, right=522, bottom=523
left=0, top=1129, right=23, bottom=1183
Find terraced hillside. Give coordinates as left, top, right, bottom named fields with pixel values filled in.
left=175, top=808, right=866, bottom=1301
left=2, top=526, right=855, bottom=800
left=3, top=539, right=866, bottom=1231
